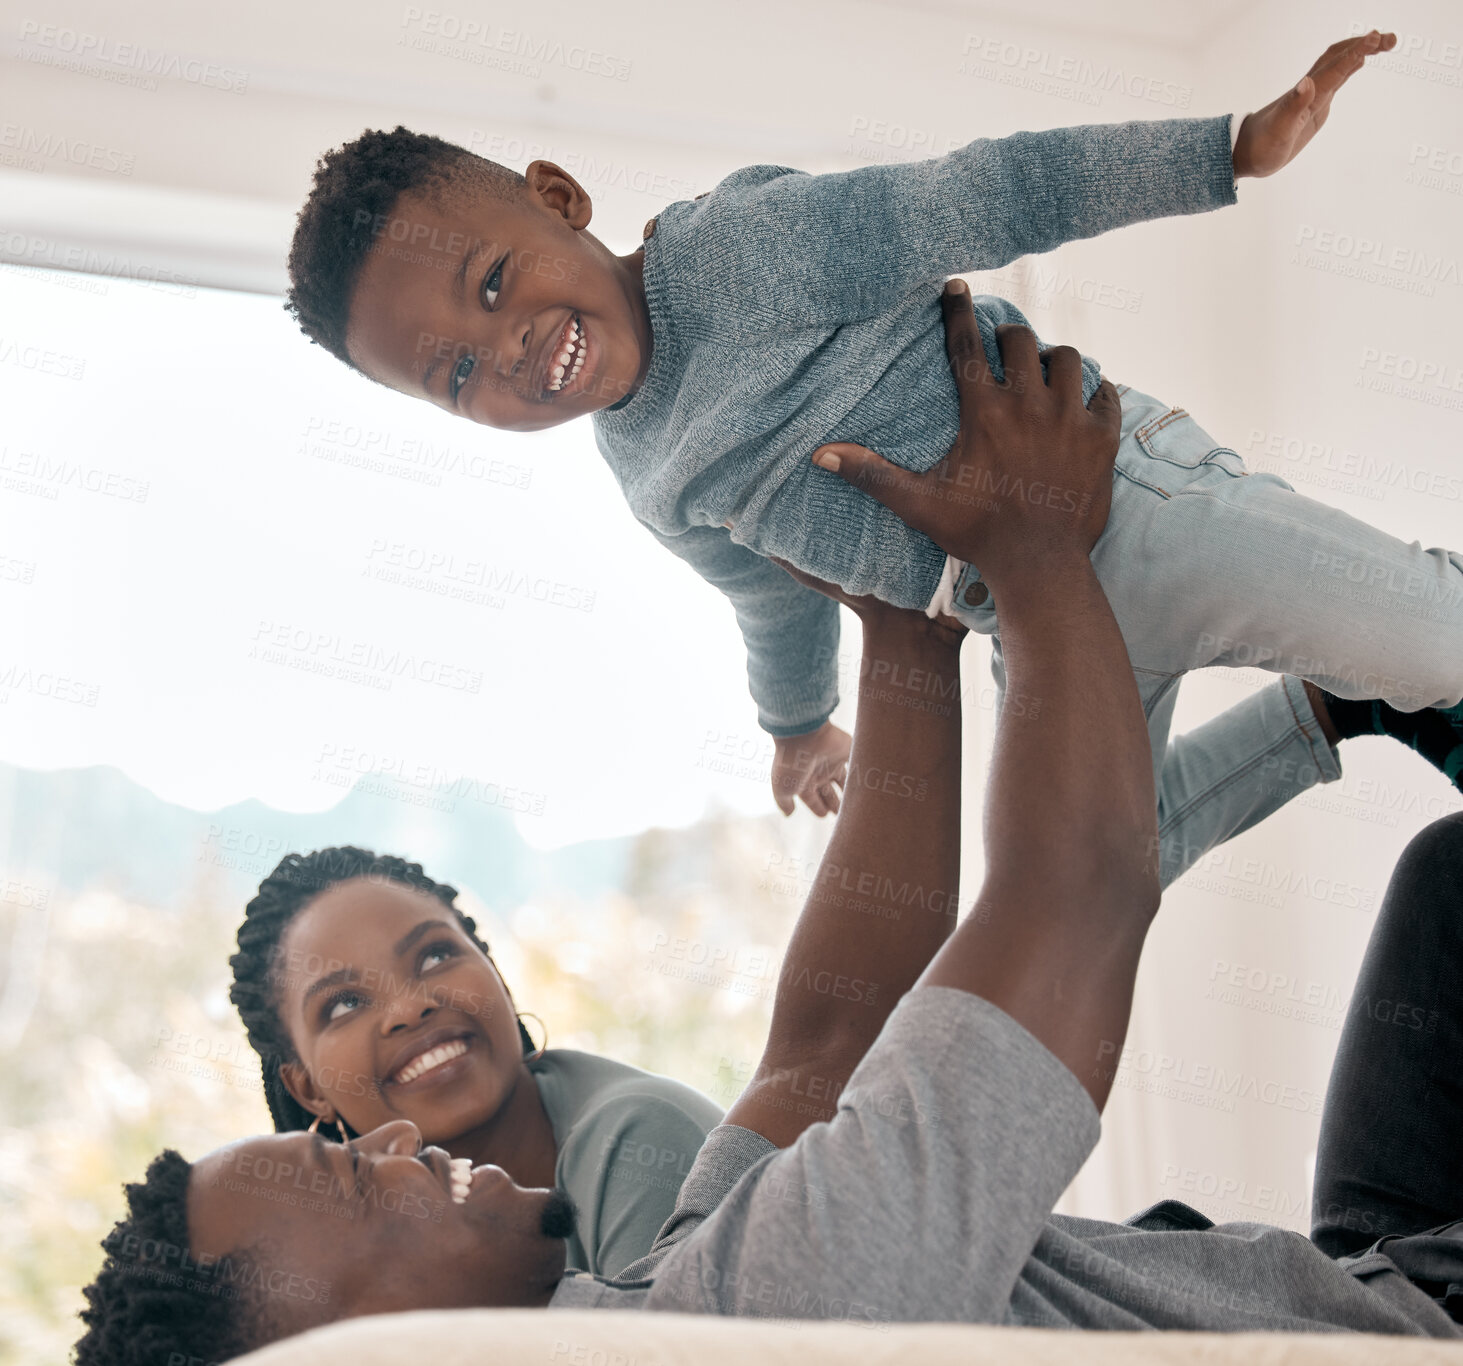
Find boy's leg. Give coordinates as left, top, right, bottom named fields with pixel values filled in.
left=1311, top=812, right=1463, bottom=1257
left=1089, top=394, right=1463, bottom=715
left=1152, top=675, right=1341, bottom=887
left=987, top=636, right=1340, bottom=889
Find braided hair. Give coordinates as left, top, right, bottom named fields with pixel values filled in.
left=286, top=125, right=526, bottom=369
left=75, top=1150, right=269, bottom=1365
left=229, top=846, right=535, bottom=1137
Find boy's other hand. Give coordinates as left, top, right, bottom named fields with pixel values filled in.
left=1232, top=30, right=1396, bottom=179
left=771, top=721, right=851, bottom=817
left=808, top=280, right=1122, bottom=587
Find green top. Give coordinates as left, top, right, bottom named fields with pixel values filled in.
left=530, top=1048, right=723, bottom=1277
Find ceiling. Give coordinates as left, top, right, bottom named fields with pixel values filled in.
left=0, top=0, right=1259, bottom=290
left=881, top=0, right=1260, bottom=50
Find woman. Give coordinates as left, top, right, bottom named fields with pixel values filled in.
left=229, top=845, right=722, bottom=1276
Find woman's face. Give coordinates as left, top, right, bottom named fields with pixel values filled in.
left=273, top=877, right=527, bottom=1144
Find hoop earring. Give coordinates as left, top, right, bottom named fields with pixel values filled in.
left=307, top=1112, right=351, bottom=1143
left=517, top=1010, right=548, bottom=1063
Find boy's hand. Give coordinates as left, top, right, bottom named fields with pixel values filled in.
left=808, top=280, right=1122, bottom=587
left=771, top=721, right=851, bottom=817
left=1232, top=30, right=1396, bottom=179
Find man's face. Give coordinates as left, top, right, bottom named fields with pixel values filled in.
left=188, top=1120, right=572, bottom=1335
left=345, top=160, right=652, bottom=432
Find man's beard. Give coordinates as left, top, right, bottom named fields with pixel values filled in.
left=539, top=1188, right=579, bottom=1240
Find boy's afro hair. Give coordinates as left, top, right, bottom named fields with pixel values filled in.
left=75, top=1149, right=269, bottom=1365
left=285, top=125, right=525, bottom=368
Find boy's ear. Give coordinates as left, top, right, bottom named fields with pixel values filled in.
left=524, top=159, right=593, bottom=230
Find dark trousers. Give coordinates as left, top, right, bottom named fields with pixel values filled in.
left=1312, top=811, right=1463, bottom=1260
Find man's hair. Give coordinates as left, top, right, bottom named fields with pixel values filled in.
left=229, top=846, right=537, bottom=1136
left=76, top=1149, right=268, bottom=1365
left=286, top=126, right=526, bottom=368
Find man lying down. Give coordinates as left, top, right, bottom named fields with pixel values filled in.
left=76, top=295, right=1463, bottom=1363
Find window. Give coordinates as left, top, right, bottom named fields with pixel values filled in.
left=0, top=263, right=800, bottom=847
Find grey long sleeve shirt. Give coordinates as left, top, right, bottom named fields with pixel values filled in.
left=592, top=116, right=1237, bottom=734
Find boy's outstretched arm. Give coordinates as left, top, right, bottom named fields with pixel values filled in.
left=723, top=282, right=1126, bottom=1147
left=674, top=32, right=1394, bottom=335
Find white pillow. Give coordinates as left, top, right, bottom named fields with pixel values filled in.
left=235, top=1307, right=1462, bottom=1366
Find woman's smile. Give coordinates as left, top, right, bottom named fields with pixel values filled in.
left=384, top=1029, right=481, bottom=1092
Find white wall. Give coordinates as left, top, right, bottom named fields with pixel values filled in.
left=1075, top=0, right=1463, bottom=1228
left=4, top=0, right=1461, bottom=1228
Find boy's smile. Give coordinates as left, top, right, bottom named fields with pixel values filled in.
left=344, top=160, right=653, bottom=432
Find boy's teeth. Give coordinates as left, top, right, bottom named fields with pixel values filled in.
left=549, top=317, right=584, bottom=392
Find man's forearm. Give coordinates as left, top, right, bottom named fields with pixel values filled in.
left=727, top=616, right=962, bottom=1144
left=980, top=562, right=1156, bottom=902
left=922, top=556, right=1159, bottom=1108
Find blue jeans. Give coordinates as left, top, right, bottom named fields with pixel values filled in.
left=954, top=385, right=1463, bottom=887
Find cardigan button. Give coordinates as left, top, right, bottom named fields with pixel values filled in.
left=962, top=582, right=989, bottom=607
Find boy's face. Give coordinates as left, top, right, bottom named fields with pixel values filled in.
left=345, top=160, right=651, bottom=432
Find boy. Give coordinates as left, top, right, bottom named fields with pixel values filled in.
left=286, top=30, right=1461, bottom=871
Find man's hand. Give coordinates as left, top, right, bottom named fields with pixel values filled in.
left=771, top=720, right=850, bottom=817
left=1232, top=30, right=1396, bottom=179
left=809, top=279, right=1122, bottom=589
left=768, top=556, right=969, bottom=648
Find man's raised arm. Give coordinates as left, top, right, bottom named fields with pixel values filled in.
left=719, top=545, right=966, bottom=1147
left=814, top=282, right=1158, bottom=1109
left=724, top=281, right=1132, bottom=1146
